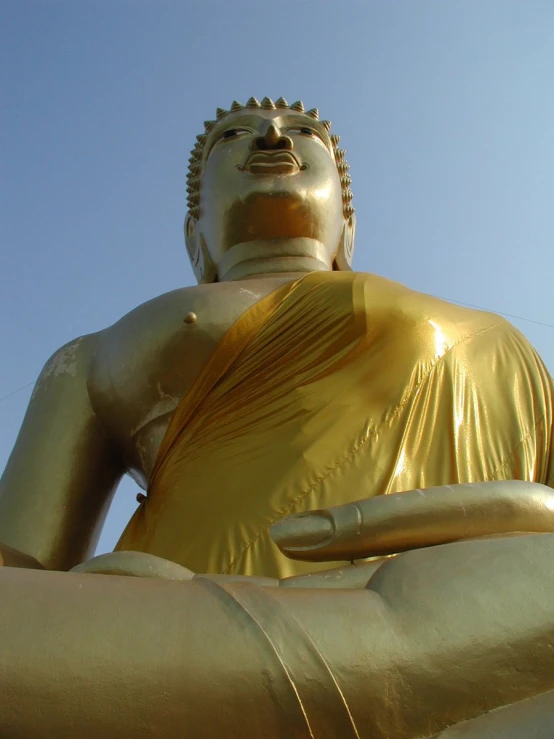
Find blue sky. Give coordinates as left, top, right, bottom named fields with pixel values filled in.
left=1, top=0, right=553, bottom=556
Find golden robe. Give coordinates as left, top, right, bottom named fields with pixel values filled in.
left=116, top=271, right=553, bottom=578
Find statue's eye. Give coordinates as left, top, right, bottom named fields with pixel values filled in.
left=218, top=128, right=250, bottom=142
left=287, top=126, right=321, bottom=140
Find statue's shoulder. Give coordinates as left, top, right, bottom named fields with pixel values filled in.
left=98, top=284, right=224, bottom=351
left=352, top=270, right=504, bottom=326
left=88, top=286, right=202, bottom=379
left=37, top=291, right=196, bottom=388
left=40, top=333, right=99, bottom=379
left=105, top=285, right=201, bottom=332
left=99, top=279, right=269, bottom=341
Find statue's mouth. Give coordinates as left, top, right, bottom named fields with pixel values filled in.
left=243, top=151, right=301, bottom=175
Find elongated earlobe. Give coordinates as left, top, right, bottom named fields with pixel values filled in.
left=334, top=214, right=356, bottom=272
left=184, top=215, right=217, bottom=284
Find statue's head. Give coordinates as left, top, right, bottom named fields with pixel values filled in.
left=185, top=97, right=355, bottom=282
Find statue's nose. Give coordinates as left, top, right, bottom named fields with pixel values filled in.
left=252, top=122, right=293, bottom=151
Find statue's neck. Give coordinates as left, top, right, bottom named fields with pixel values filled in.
left=218, top=238, right=332, bottom=282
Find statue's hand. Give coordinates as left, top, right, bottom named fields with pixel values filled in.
left=271, top=480, right=554, bottom=588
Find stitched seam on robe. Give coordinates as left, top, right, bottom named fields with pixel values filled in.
left=487, top=413, right=548, bottom=481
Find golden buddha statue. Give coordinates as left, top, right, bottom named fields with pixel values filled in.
left=1, top=96, right=554, bottom=738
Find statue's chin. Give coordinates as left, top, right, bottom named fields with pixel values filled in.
left=221, top=190, right=336, bottom=245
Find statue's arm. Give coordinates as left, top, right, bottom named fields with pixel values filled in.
left=0, top=335, right=124, bottom=570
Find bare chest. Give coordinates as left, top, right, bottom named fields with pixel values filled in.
left=89, top=278, right=294, bottom=486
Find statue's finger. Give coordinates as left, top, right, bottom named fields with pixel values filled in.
left=270, top=480, right=554, bottom=562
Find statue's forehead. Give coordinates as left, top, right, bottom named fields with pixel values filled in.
left=214, top=108, right=310, bottom=124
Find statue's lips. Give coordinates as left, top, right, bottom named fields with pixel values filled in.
left=244, top=151, right=300, bottom=175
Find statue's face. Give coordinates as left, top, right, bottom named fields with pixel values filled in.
left=191, top=108, right=346, bottom=271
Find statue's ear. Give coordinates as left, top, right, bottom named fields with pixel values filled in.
left=334, top=214, right=356, bottom=272
left=184, top=214, right=217, bottom=284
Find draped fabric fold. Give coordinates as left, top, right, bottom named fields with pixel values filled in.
left=115, top=272, right=553, bottom=578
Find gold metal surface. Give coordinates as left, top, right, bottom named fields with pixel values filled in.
left=1, top=98, right=553, bottom=736
left=1, top=532, right=554, bottom=737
